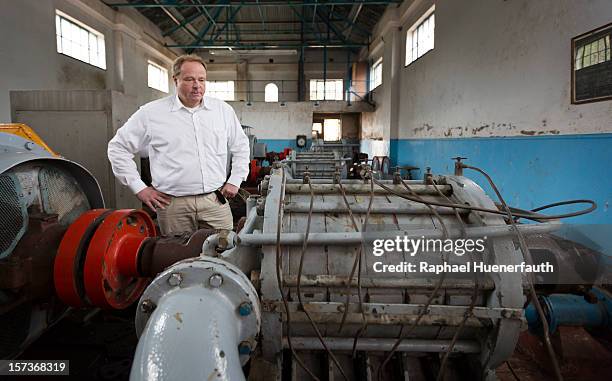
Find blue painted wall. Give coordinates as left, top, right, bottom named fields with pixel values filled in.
left=259, top=139, right=312, bottom=152
left=390, top=134, right=612, bottom=224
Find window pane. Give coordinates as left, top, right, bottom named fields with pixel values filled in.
left=405, top=9, right=435, bottom=65
left=265, top=83, right=278, bottom=102
left=205, top=80, right=234, bottom=100
left=148, top=62, right=168, bottom=93
left=55, top=11, right=106, bottom=69
left=323, top=119, right=341, bottom=141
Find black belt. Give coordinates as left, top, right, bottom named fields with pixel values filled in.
left=194, top=189, right=227, bottom=204
left=213, top=189, right=227, bottom=204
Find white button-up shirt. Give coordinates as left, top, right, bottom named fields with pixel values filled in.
left=108, top=94, right=250, bottom=196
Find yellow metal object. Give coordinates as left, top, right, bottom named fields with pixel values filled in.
left=0, top=123, right=59, bottom=156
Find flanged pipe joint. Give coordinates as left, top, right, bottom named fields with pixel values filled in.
left=130, top=256, right=261, bottom=381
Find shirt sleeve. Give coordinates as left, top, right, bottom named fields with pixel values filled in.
left=107, top=107, right=149, bottom=194
left=226, top=109, right=251, bottom=188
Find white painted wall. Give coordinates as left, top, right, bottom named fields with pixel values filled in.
left=229, top=101, right=374, bottom=139
left=362, top=0, right=612, bottom=143
left=205, top=49, right=352, bottom=102
left=0, top=0, right=179, bottom=122
left=231, top=102, right=313, bottom=139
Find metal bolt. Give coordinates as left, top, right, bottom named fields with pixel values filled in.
left=209, top=273, right=224, bottom=288
left=238, top=341, right=252, bottom=355
left=238, top=302, right=253, bottom=316
left=141, top=299, right=156, bottom=313
left=168, top=273, right=183, bottom=287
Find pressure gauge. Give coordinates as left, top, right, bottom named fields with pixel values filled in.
left=296, top=135, right=307, bottom=148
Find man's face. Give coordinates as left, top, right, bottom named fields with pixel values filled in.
left=174, top=61, right=206, bottom=107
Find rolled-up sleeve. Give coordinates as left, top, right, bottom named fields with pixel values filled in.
left=107, top=108, right=149, bottom=194
left=226, top=111, right=250, bottom=187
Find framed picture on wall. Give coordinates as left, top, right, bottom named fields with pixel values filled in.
left=571, top=22, right=612, bottom=104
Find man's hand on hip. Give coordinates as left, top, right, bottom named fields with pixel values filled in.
left=137, top=187, right=171, bottom=210
left=221, top=183, right=239, bottom=199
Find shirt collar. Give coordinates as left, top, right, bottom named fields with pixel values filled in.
left=171, top=94, right=211, bottom=112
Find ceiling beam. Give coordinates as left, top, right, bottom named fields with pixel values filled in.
left=193, top=0, right=218, bottom=30
left=190, top=1, right=229, bottom=52
left=207, top=6, right=242, bottom=44
left=166, top=43, right=368, bottom=49
left=105, top=1, right=402, bottom=8
left=154, top=0, right=199, bottom=39
left=256, top=0, right=265, bottom=31
left=162, top=7, right=205, bottom=37
left=344, top=3, right=362, bottom=40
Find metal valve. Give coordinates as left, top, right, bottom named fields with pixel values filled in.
left=452, top=157, right=468, bottom=176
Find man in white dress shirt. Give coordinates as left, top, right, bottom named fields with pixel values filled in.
left=107, top=54, right=250, bottom=235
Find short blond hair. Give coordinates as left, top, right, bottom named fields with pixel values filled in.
left=172, top=54, right=207, bottom=78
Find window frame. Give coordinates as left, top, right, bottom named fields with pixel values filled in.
left=55, top=9, right=106, bottom=70
left=147, top=61, right=169, bottom=93
left=309, top=79, right=344, bottom=101
left=264, top=83, right=279, bottom=102
left=571, top=22, right=612, bottom=104
left=205, top=80, right=235, bottom=101
left=405, top=5, right=435, bottom=67
left=322, top=118, right=342, bottom=142
left=370, top=57, right=383, bottom=90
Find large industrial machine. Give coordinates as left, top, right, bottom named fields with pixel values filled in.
left=1, top=125, right=610, bottom=380
left=0, top=125, right=104, bottom=358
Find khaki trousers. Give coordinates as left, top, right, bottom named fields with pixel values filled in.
left=157, top=193, right=233, bottom=235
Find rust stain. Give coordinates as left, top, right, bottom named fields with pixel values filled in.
left=520, top=130, right=536, bottom=136
left=174, top=312, right=183, bottom=323
left=472, top=125, right=489, bottom=134
left=444, top=127, right=464, bottom=137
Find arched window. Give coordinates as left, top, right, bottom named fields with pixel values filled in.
left=264, top=83, right=278, bottom=102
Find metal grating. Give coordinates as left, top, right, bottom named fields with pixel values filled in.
left=39, top=167, right=91, bottom=226
left=0, top=174, right=27, bottom=259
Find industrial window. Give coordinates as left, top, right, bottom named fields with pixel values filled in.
left=55, top=10, right=106, bottom=69
left=370, top=57, right=383, bottom=89
left=405, top=6, right=435, bottom=66
left=323, top=119, right=342, bottom=141
left=206, top=80, right=235, bottom=101
left=575, top=35, right=611, bottom=70
left=264, top=83, right=278, bottom=102
left=572, top=23, right=612, bottom=103
left=309, top=79, right=344, bottom=101
left=147, top=61, right=169, bottom=93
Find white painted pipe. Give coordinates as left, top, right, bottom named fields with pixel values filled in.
left=130, top=286, right=245, bottom=381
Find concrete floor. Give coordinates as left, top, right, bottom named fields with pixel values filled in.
left=11, top=310, right=612, bottom=380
